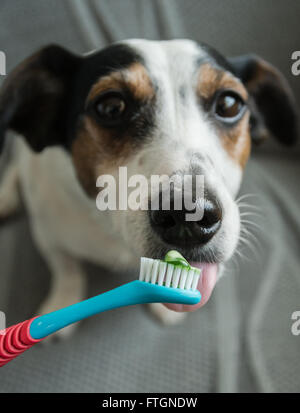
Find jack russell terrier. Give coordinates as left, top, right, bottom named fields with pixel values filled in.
left=0, top=39, right=298, bottom=337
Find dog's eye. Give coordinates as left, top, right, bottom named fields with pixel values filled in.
left=214, top=91, right=245, bottom=122
left=94, top=92, right=126, bottom=124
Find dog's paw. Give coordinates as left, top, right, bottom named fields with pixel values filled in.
left=148, top=303, right=187, bottom=325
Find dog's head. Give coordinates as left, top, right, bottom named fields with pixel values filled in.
left=0, top=39, right=298, bottom=310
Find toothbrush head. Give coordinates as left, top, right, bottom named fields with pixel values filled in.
left=138, top=250, right=201, bottom=305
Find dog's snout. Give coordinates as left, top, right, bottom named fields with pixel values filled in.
left=150, top=192, right=222, bottom=247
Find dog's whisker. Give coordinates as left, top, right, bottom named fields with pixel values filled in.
left=237, top=234, right=260, bottom=261
left=240, top=226, right=259, bottom=239
left=238, top=234, right=257, bottom=251
left=236, top=193, right=260, bottom=204
left=241, top=225, right=264, bottom=258
left=237, top=198, right=261, bottom=206
left=229, top=198, right=263, bottom=272
left=238, top=206, right=262, bottom=215
left=240, top=211, right=261, bottom=218
left=240, top=219, right=262, bottom=231
left=240, top=225, right=262, bottom=246
left=237, top=201, right=262, bottom=210
left=238, top=217, right=262, bottom=256
left=233, top=244, right=252, bottom=263
left=238, top=230, right=257, bottom=247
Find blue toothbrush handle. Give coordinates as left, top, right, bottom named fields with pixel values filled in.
left=0, top=280, right=200, bottom=366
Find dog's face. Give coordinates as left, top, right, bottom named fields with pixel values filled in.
left=0, top=39, right=298, bottom=310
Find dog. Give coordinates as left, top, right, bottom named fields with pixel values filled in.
left=0, top=39, right=298, bottom=336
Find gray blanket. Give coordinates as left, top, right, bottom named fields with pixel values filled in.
left=0, top=0, right=299, bottom=393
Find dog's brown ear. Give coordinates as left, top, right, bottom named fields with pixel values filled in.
left=229, top=54, right=298, bottom=145
left=0, top=45, right=81, bottom=153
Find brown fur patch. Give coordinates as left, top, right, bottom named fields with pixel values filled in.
left=219, top=112, right=251, bottom=168
left=198, top=63, right=248, bottom=101
left=88, top=62, right=155, bottom=103
left=71, top=117, right=135, bottom=197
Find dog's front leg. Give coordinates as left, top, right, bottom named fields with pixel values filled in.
left=36, top=251, right=86, bottom=342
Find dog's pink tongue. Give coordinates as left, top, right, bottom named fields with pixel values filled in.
left=164, top=263, right=218, bottom=313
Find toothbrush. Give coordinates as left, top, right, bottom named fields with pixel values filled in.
left=0, top=250, right=201, bottom=367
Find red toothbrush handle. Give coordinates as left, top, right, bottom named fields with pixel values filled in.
left=0, top=317, right=43, bottom=367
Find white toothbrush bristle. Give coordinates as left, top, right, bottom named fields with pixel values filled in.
left=150, top=260, right=160, bottom=284
left=139, top=257, right=201, bottom=291
left=185, top=269, right=194, bottom=290
left=172, top=266, right=181, bottom=288
left=144, top=258, right=154, bottom=282
left=139, top=257, right=147, bottom=281
left=191, top=272, right=200, bottom=291
left=179, top=268, right=188, bottom=289
left=158, top=261, right=167, bottom=286
left=165, top=264, right=174, bottom=287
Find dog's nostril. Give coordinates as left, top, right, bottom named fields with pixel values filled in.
left=151, top=210, right=176, bottom=229
left=197, top=199, right=222, bottom=229
left=150, top=192, right=222, bottom=247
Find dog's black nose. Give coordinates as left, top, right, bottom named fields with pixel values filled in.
left=150, top=192, right=222, bottom=247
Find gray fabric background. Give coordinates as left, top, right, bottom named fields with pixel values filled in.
left=0, top=0, right=299, bottom=393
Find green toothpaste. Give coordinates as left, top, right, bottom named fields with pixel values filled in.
left=164, top=250, right=201, bottom=275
